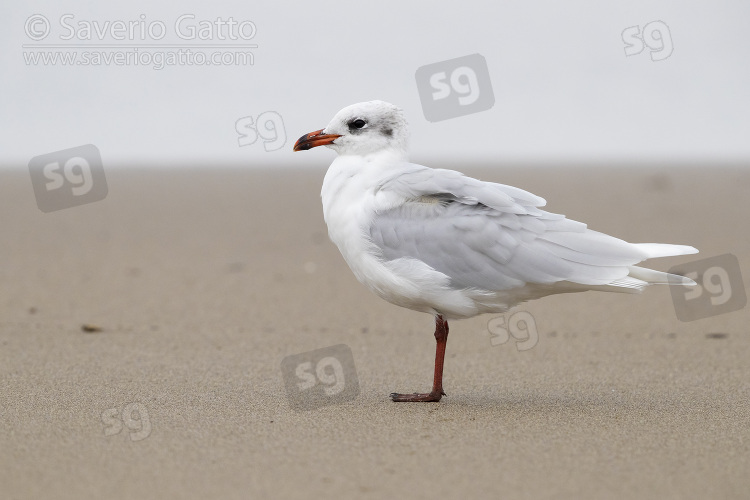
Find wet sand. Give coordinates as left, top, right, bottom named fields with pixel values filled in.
left=1, top=165, right=748, bottom=499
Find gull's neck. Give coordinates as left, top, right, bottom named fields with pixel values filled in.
left=337, top=147, right=408, bottom=165
left=321, top=147, right=408, bottom=213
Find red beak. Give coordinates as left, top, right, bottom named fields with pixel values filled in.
left=293, top=128, right=342, bottom=151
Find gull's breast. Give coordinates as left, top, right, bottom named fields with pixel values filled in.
left=320, top=164, right=482, bottom=317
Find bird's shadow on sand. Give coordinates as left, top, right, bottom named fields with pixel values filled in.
left=386, top=389, right=698, bottom=416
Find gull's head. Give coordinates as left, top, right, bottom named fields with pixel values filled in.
left=293, top=100, right=409, bottom=157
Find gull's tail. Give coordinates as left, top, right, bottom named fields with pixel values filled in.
left=606, top=243, right=698, bottom=291
left=633, top=243, right=699, bottom=260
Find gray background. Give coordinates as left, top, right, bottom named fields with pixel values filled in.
left=2, top=0, right=749, bottom=167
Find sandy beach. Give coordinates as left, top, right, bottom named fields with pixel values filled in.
left=1, top=164, right=748, bottom=499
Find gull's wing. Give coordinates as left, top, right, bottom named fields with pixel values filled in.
left=375, top=164, right=547, bottom=215
left=370, top=165, right=697, bottom=291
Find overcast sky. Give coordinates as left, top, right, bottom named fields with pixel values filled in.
left=2, top=0, right=749, bottom=168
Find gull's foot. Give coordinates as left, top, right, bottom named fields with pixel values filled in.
left=390, top=390, right=446, bottom=402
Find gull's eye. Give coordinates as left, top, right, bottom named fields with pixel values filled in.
left=348, top=119, right=367, bottom=130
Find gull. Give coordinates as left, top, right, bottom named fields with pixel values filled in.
left=293, top=100, right=697, bottom=403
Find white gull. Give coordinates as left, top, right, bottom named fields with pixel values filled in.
left=293, top=100, right=697, bottom=402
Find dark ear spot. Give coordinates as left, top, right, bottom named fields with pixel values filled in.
left=382, top=128, right=393, bottom=137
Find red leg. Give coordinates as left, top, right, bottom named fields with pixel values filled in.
left=391, top=315, right=449, bottom=402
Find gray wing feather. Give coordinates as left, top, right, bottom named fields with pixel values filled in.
left=370, top=166, right=653, bottom=291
